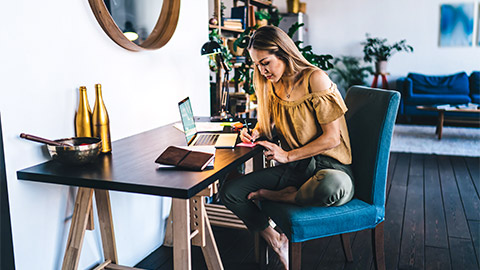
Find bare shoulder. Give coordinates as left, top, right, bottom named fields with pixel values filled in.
left=309, top=69, right=332, bottom=93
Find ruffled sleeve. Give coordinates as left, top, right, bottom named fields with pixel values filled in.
left=311, top=84, right=348, bottom=124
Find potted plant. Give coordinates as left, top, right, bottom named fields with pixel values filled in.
left=207, top=29, right=233, bottom=72
left=255, top=9, right=270, bottom=27
left=329, top=56, right=373, bottom=96
left=287, top=23, right=334, bottom=70
left=267, top=5, right=282, bottom=27
left=361, top=33, right=413, bottom=74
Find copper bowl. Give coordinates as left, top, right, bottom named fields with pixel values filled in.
left=47, top=137, right=102, bottom=165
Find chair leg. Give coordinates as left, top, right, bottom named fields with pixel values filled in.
left=255, top=232, right=268, bottom=270
left=289, top=241, right=301, bottom=270
left=340, top=233, right=354, bottom=262
left=372, top=222, right=386, bottom=270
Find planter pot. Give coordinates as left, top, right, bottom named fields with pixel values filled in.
left=287, top=0, right=299, bottom=13
left=299, top=2, right=307, bottom=13
left=257, top=19, right=268, bottom=27
left=227, top=38, right=244, bottom=57
left=375, top=61, right=388, bottom=74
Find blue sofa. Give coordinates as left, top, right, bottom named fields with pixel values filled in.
left=396, top=71, right=480, bottom=118
left=470, top=71, right=480, bottom=103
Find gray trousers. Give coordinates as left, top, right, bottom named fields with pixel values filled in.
left=220, top=155, right=354, bottom=232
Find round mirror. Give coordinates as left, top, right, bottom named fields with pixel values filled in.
left=89, top=0, right=180, bottom=51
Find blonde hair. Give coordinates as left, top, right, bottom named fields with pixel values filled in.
left=248, top=26, right=316, bottom=139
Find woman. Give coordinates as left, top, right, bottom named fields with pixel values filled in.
left=220, top=25, right=354, bottom=269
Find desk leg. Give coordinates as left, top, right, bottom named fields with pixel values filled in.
left=94, top=189, right=118, bottom=263
left=62, top=187, right=93, bottom=270
left=163, top=207, right=174, bottom=247
left=200, top=205, right=223, bottom=270
left=172, top=198, right=192, bottom=270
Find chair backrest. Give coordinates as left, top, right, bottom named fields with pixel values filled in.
left=344, top=86, right=400, bottom=209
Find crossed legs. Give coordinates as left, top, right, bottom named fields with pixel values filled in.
left=248, top=169, right=353, bottom=207
left=221, top=166, right=353, bottom=270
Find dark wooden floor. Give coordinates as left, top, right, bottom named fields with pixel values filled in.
left=136, top=152, right=480, bottom=270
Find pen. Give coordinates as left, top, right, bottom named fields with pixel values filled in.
left=244, top=119, right=253, bottom=143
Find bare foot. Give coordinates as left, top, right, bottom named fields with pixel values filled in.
left=261, top=227, right=289, bottom=270
left=247, top=186, right=298, bottom=203
left=274, top=233, right=289, bottom=270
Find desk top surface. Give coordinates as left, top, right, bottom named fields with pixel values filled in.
left=17, top=122, right=262, bottom=199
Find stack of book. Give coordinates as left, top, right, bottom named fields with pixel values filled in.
left=435, top=104, right=456, bottom=110
left=457, top=103, right=479, bottom=109
left=223, top=18, right=243, bottom=29
left=234, top=56, right=246, bottom=63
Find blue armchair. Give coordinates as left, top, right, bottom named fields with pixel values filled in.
left=260, top=86, right=400, bottom=270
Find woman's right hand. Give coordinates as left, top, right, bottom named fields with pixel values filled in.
left=240, top=127, right=260, bottom=143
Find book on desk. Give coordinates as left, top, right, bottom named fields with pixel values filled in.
left=155, top=145, right=215, bottom=171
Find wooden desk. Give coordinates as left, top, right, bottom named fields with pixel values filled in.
left=17, top=123, right=262, bottom=270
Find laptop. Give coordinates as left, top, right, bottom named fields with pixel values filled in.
left=178, top=97, right=238, bottom=148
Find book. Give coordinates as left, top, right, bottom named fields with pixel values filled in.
left=155, top=146, right=215, bottom=171
left=457, top=103, right=479, bottom=109
left=223, top=19, right=243, bottom=29
left=435, top=104, right=456, bottom=110
left=231, top=6, right=247, bottom=29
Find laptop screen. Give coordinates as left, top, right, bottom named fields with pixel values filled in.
left=178, top=97, right=197, bottom=143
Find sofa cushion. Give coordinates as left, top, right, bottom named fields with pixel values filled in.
left=408, top=72, right=469, bottom=95
left=471, top=94, right=480, bottom=104
left=406, top=94, right=471, bottom=105
left=470, top=71, right=480, bottom=95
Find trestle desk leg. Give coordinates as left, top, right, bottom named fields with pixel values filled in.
left=62, top=187, right=93, bottom=270
left=172, top=198, right=192, bottom=270
left=94, top=189, right=118, bottom=263
left=201, top=206, right=223, bottom=270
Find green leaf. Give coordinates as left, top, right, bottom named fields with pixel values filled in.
left=361, top=33, right=413, bottom=62
left=255, top=10, right=271, bottom=21
left=287, top=22, right=304, bottom=38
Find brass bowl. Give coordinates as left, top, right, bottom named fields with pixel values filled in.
left=47, top=137, right=102, bottom=165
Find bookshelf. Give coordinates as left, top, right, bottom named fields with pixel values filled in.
left=235, top=0, right=272, bottom=9
left=209, top=0, right=276, bottom=117
left=208, top=24, right=244, bottom=34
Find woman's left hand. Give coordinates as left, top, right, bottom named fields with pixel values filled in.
left=256, top=141, right=289, bottom=163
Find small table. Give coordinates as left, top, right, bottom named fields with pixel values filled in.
left=17, top=122, right=263, bottom=270
left=416, top=105, right=480, bottom=139
left=371, top=73, right=389, bottom=89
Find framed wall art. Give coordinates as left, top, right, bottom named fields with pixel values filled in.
left=439, top=3, right=474, bottom=47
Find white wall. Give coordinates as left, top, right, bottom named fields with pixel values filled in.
left=0, top=0, right=209, bottom=269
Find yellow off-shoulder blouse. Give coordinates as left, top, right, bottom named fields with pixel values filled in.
left=269, top=69, right=352, bottom=165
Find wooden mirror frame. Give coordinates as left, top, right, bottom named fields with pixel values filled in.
left=88, top=0, right=181, bottom=51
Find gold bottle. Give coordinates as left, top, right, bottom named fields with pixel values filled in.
left=92, top=84, right=112, bottom=153
left=74, top=86, right=92, bottom=137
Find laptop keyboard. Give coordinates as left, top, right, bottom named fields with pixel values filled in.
left=194, top=134, right=219, bottom=146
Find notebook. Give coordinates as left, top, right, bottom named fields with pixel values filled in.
left=178, top=97, right=238, bottom=148
left=155, top=146, right=215, bottom=171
